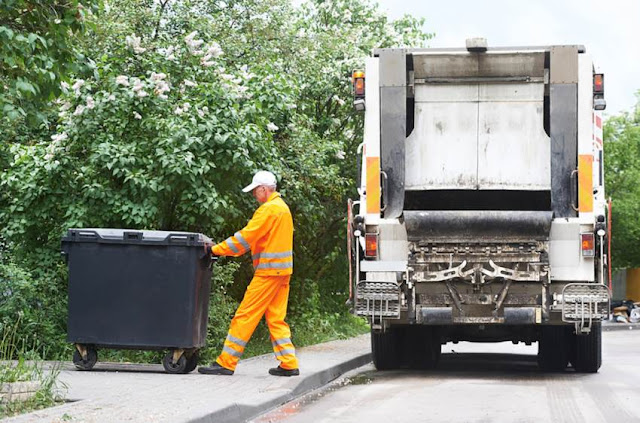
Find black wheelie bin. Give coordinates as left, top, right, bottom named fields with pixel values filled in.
left=61, top=228, right=213, bottom=374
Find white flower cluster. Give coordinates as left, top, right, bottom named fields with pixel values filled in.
left=185, top=31, right=223, bottom=66
left=201, top=42, right=223, bottom=67
left=160, top=46, right=176, bottom=61
left=239, top=64, right=254, bottom=81
left=72, top=79, right=85, bottom=97
left=86, top=96, right=95, bottom=110
left=115, top=75, right=129, bottom=86
left=131, top=78, right=148, bottom=98
left=185, top=31, right=205, bottom=54
left=125, top=33, right=146, bottom=54
left=45, top=132, right=68, bottom=161
left=196, top=106, right=209, bottom=118
left=174, top=102, right=191, bottom=115
left=217, top=68, right=250, bottom=98
left=266, top=122, right=279, bottom=132
left=183, top=79, right=197, bottom=87
left=333, top=95, right=345, bottom=106
left=151, top=72, right=170, bottom=99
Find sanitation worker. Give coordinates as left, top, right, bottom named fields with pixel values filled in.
left=199, top=170, right=299, bottom=376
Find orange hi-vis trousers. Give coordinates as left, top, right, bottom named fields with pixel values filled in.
left=216, top=274, right=298, bottom=371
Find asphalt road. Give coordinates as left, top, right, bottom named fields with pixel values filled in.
left=252, top=331, right=640, bottom=423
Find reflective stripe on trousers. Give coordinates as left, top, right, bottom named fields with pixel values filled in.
left=216, top=274, right=298, bottom=371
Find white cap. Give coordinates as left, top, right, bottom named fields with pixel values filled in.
left=242, top=170, right=277, bottom=192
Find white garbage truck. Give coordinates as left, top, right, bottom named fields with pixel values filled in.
left=348, top=39, right=611, bottom=372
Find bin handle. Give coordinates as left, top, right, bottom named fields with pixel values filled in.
left=76, top=230, right=99, bottom=240
left=123, top=231, right=143, bottom=241
left=168, top=234, right=197, bottom=244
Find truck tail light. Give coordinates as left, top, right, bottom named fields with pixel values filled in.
left=365, top=233, right=378, bottom=258
left=353, top=70, right=365, bottom=98
left=593, top=73, right=606, bottom=110
left=581, top=233, right=595, bottom=257
left=593, top=73, right=604, bottom=94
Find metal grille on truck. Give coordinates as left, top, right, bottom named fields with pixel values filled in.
left=561, top=283, right=610, bottom=323
left=355, top=281, right=401, bottom=319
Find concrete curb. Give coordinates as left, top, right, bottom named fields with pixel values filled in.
left=191, top=352, right=372, bottom=423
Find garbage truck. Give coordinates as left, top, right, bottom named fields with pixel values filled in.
left=348, top=39, right=611, bottom=372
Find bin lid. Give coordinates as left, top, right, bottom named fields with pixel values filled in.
left=62, top=228, right=212, bottom=246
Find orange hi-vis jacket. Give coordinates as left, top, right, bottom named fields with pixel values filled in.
left=212, top=192, right=293, bottom=276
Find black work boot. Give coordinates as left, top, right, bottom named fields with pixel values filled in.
left=198, top=362, right=234, bottom=375
left=268, top=365, right=300, bottom=377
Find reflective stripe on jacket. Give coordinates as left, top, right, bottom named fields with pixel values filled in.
left=212, top=192, right=293, bottom=276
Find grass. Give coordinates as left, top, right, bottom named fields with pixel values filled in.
left=0, top=319, right=66, bottom=419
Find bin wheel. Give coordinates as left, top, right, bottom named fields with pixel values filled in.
left=163, top=351, right=188, bottom=374
left=73, top=347, right=98, bottom=371
left=185, top=352, right=199, bottom=373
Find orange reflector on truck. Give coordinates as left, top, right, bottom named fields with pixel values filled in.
left=578, top=155, right=594, bottom=213
left=365, top=156, right=381, bottom=215
left=365, top=233, right=378, bottom=258
left=581, top=233, right=595, bottom=257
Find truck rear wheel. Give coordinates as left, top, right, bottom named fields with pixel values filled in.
left=537, top=326, right=571, bottom=372
left=405, top=327, right=441, bottom=370
left=371, top=328, right=401, bottom=370
left=572, top=323, right=602, bottom=373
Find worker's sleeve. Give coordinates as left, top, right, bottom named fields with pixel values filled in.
left=211, top=206, right=273, bottom=257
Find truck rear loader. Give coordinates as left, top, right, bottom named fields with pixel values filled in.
left=348, top=39, right=610, bottom=372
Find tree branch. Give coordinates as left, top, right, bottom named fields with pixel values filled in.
left=152, top=0, right=170, bottom=41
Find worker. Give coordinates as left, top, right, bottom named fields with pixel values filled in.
left=199, top=170, right=300, bottom=376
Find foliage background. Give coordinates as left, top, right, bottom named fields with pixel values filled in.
left=604, top=94, right=640, bottom=271
left=0, top=0, right=432, bottom=362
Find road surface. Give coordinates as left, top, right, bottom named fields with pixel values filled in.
left=253, top=330, right=640, bottom=423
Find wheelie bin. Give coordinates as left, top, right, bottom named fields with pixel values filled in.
left=61, top=228, right=214, bottom=374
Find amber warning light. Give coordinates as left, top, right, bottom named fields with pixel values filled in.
left=352, top=70, right=365, bottom=98
left=581, top=233, right=595, bottom=257
left=365, top=233, right=378, bottom=258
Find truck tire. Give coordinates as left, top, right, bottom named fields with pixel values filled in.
left=371, top=328, right=401, bottom=370
left=572, top=323, right=602, bottom=373
left=406, top=327, right=441, bottom=370
left=537, top=326, right=571, bottom=372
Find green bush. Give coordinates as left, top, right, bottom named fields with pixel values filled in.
left=0, top=0, right=432, bottom=362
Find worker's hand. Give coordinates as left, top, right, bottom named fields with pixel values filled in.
left=203, top=242, right=214, bottom=258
